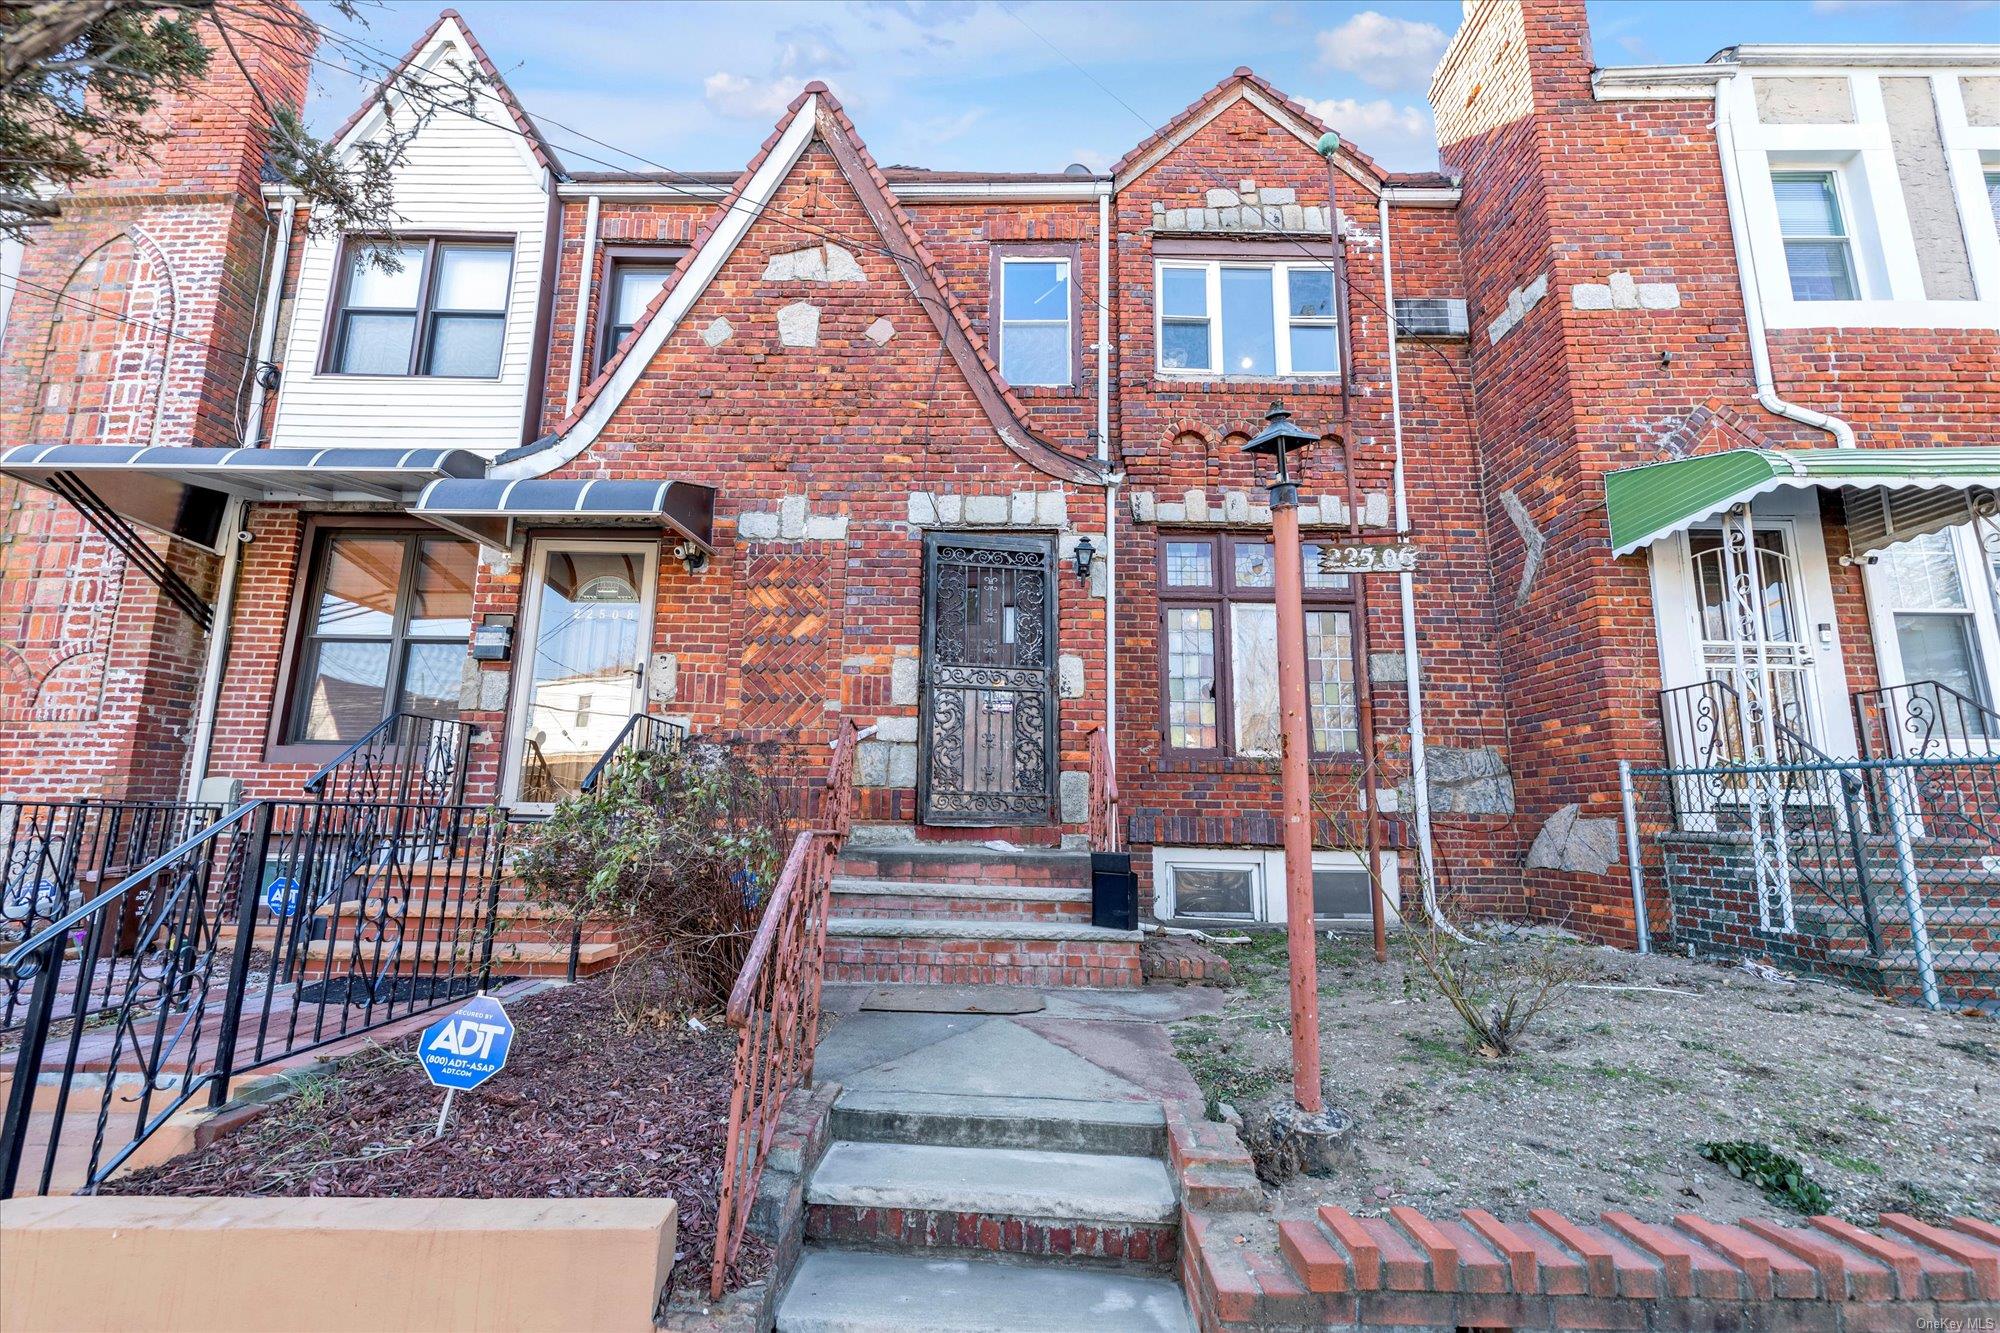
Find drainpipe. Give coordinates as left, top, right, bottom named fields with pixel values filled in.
left=1378, top=193, right=1451, bottom=936
left=565, top=194, right=601, bottom=414
left=183, top=498, right=246, bottom=801
left=1098, top=187, right=1117, bottom=787
left=1713, top=78, right=1856, bottom=449
left=239, top=193, right=294, bottom=449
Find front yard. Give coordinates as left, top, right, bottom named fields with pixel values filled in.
left=1173, top=929, right=1998, bottom=1223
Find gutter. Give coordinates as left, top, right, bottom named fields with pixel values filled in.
left=1713, top=77, right=1856, bottom=449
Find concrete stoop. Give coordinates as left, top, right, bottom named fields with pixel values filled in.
left=773, top=1085, right=1195, bottom=1332
left=825, top=842, right=1144, bottom=989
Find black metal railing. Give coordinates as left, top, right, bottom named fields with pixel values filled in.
left=579, top=713, right=688, bottom=794
left=1656, top=678, right=1844, bottom=828
left=1854, top=679, right=2000, bottom=759
left=1628, top=753, right=2000, bottom=1013
left=303, top=711, right=475, bottom=808
left=0, top=795, right=506, bottom=1197
left=2, top=799, right=219, bottom=1031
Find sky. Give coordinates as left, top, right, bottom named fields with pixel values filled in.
left=302, top=1, right=2000, bottom=176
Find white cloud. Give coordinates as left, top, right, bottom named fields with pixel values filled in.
left=1298, top=96, right=1437, bottom=170
left=702, top=72, right=802, bottom=122
left=1315, top=11, right=1448, bottom=92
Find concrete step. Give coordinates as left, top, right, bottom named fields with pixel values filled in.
left=831, top=877, right=1093, bottom=922
left=837, top=842, right=1092, bottom=889
left=805, top=1140, right=1178, bottom=1267
left=824, top=917, right=1144, bottom=989
left=776, top=1248, right=1193, bottom=1333
left=830, top=1089, right=1167, bottom=1157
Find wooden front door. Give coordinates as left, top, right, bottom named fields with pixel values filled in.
left=919, top=533, right=1057, bottom=826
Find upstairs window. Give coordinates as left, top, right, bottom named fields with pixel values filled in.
left=1986, top=169, right=2000, bottom=234
left=329, top=237, right=513, bottom=377
left=289, top=530, right=476, bottom=744
left=996, top=256, right=1073, bottom=386
left=1156, top=260, right=1338, bottom=378
left=596, top=252, right=682, bottom=371
left=1771, top=172, right=1858, bottom=302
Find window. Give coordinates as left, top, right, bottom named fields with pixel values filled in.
left=1879, top=530, right=1988, bottom=728
left=1152, top=846, right=1397, bottom=925
left=289, top=530, right=476, bottom=744
left=596, top=253, right=681, bottom=370
left=1771, top=172, right=1858, bottom=302
left=1155, top=260, right=1339, bottom=377
left=1159, top=534, right=1356, bottom=757
left=1987, top=170, right=2000, bottom=234
left=329, top=237, right=513, bottom=377
left=997, top=256, right=1072, bottom=386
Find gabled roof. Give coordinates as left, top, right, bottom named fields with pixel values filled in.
left=494, top=84, right=1105, bottom=487
left=1110, top=66, right=1391, bottom=195
left=329, top=9, right=563, bottom=178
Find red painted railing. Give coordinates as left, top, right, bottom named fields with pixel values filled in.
left=1088, top=723, right=1122, bottom=853
left=709, top=719, right=859, bottom=1299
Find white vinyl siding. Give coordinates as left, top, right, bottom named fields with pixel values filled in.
left=270, top=29, right=550, bottom=456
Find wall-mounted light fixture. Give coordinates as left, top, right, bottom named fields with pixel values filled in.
left=1072, top=534, right=1097, bottom=584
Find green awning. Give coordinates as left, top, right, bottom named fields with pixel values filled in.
left=1605, top=447, right=2000, bottom=558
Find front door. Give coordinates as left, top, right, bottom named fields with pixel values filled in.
left=919, top=533, right=1057, bottom=826
left=1685, top=524, right=1825, bottom=758
left=505, top=539, right=656, bottom=808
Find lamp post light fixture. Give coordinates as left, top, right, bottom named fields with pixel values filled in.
left=1243, top=401, right=1326, bottom=1117
left=1072, top=534, right=1097, bottom=584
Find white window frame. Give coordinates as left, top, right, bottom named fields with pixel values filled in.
left=1153, top=259, right=1340, bottom=380
left=1863, top=522, right=2000, bottom=755
left=1151, top=846, right=1398, bottom=926
left=996, top=256, right=1072, bottom=387
left=1770, top=168, right=1861, bottom=302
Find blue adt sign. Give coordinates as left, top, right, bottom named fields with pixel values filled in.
left=263, top=876, right=300, bottom=918
left=418, top=995, right=514, bottom=1092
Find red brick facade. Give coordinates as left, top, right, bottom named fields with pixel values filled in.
left=4, top=3, right=1995, bottom=945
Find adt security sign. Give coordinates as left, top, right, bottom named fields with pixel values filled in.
left=419, top=995, right=514, bottom=1093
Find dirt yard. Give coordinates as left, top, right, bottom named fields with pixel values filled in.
left=1172, top=928, right=1998, bottom=1224
left=106, top=972, right=761, bottom=1292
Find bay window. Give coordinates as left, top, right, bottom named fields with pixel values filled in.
left=328, top=236, right=513, bottom=377
left=1155, top=260, right=1338, bottom=378
left=1159, top=534, right=1357, bottom=758
left=289, top=530, right=476, bottom=744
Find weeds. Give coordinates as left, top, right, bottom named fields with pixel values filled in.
left=1698, top=1140, right=1831, bottom=1213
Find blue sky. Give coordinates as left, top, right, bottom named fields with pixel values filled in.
left=304, top=1, right=2000, bottom=175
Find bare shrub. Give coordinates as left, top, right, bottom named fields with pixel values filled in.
left=515, top=736, right=799, bottom=1019
left=1404, top=912, right=1594, bottom=1058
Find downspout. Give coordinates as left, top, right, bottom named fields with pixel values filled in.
left=1379, top=192, right=1455, bottom=937
left=1098, top=186, right=1117, bottom=788
left=565, top=193, right=601, bottom=414
left=182, top=498, right=245, bottom=801
left=1713, top=77, right=1856, bottom=448
left=239, top=193, right=294, bottom=449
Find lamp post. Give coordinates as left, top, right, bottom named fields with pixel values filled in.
left=1243, top=401, right=1324, bottom=1115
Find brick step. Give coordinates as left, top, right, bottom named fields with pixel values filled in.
left=837, top=842, right=1092, bottom=889
left=776, top=1248, right=1192, bottom=1332
left=825, top=917, right=1143, bottom=988
left=310, top=900, right=630, bottom=944
left=803, top=1139, right=1180, bottom=1270
left=297, top=938, right=621, bottom=977
left=830, top=1089, right=1167, bottom=1158
left=830, top=876, right=1092, bottom=922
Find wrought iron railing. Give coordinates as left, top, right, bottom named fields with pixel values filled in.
left=709, top=718, right=859, bottom=1299
left=2, top=799, right=219, bottom=1031
left=0, top=796, right=506, bottom=1197
left=303, top=711, right=475, bottom=808
left=1087, top=723, right=1122, bottom=853
left=1627, top=753, right=2000, bottom=1013
left=1854, top=680, right=2000, bottom=759
left=578, top=713, right=689, bottom=794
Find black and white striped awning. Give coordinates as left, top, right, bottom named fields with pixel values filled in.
left=0, top=444, right=487, bottom=551
left=412, top=477, right=715, bottom=550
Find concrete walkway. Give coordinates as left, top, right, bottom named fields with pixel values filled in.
left=814, top=983, right=1219, bottom=1107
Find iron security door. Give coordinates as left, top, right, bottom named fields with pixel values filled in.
left=920, top=534, right=1057, bottom=826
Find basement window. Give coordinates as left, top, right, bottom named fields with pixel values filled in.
left=1152, top=847, right=1397, bottom=926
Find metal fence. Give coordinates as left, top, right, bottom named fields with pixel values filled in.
left=2, top=799, right=220, bottom=1031
left=1624, top=753, right=2000, bottom=1012
left=0, top=796, right=507, bottom=1197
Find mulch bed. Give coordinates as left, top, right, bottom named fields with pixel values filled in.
left=105, top=973, right=768, bottom=1293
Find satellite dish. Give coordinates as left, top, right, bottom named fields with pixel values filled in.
left=1063, top=163, right=1094, bottom=177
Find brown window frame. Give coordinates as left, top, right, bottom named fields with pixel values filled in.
left=1156, top=532, right=1360, bottom=760
left=592, top=245, right=688, bottom=374
left=274, top=522, right=478, bottom=752
left=320, top=233, right=516, bottom=378
left=987, top=241, right=1082, bottom=389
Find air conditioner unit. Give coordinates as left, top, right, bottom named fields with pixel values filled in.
left=1393, top=297, right=1468, bottom=339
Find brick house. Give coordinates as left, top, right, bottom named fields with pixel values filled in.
left=3, top=2, right=1997, bottom=974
